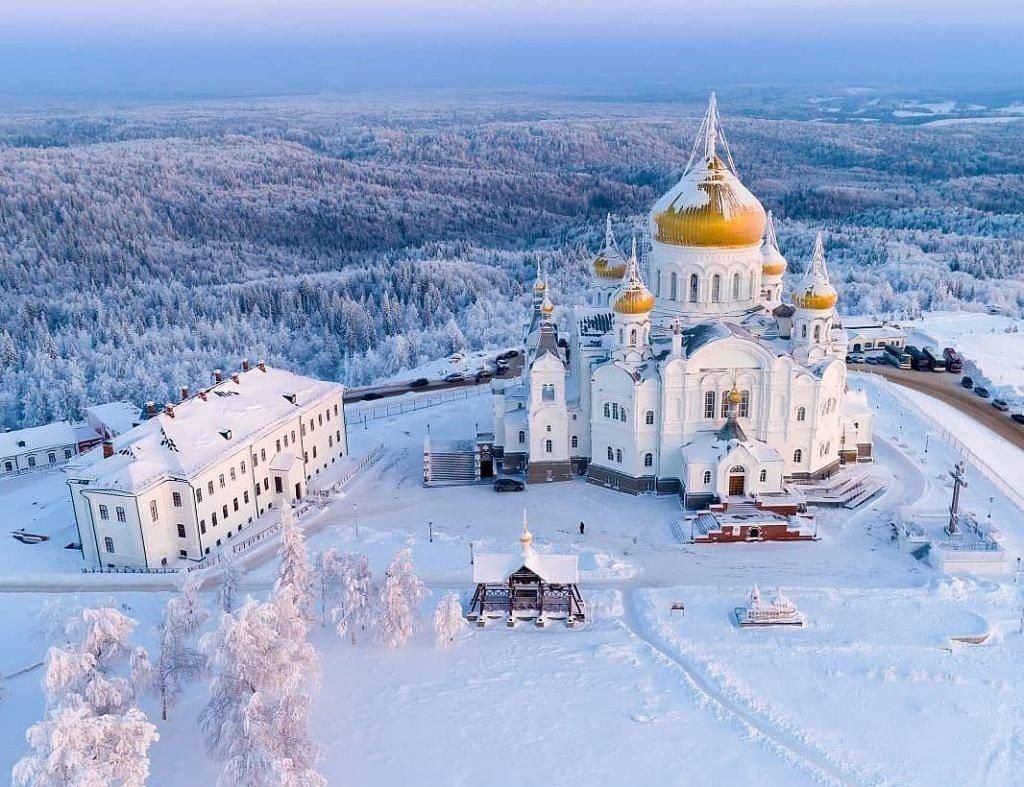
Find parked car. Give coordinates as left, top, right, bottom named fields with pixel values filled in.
left=444, top=372, right=466, bottom=383
left=1011, top=413, right=1024, bottom=425
left=846, top=354, right=864, bottom=364
left=497, top=350, right=520, bottom=360
left=362, top=392, right=383, bottom=400
left=943, top=347, right=963, bottom=373
left=408, top=378, right=430, bottom=389
left=960, top=376, right=974, bottom=389
left=974, top=386, right=991, bottom=399
left=474, top=369, right=493, bottom=381
left=493, top=478, right=525, bottom=492
left=865, top=356, right=880, bottom=365
left=992, top=398, right=1009, bottom=411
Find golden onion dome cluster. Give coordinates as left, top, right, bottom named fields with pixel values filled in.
left=652, top=156, right=767, bottom=248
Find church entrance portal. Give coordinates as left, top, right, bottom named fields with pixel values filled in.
left=728, top=474, right=746, bottom=496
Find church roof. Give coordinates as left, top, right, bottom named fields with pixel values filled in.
left=716, top=416, right=747, bottom=442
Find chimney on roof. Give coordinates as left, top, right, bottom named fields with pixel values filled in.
left=257, top=360, right=266, bottom=372
left=213, top=369, right=223, bottom=383
left=179, top=386, right=189, bottom=402
left=145, top=401, right=156, bottom=417
left=164, top=404, right=175, bottom=418
left=231, top=372, right=240, bottom=384
left=241, top=358, right=251, bottom=372
left=199, top=390, right=207, bottom=401
left=102, top=441, right=114, bottom=459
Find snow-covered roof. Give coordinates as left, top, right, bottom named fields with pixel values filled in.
left=85, top=401, right=142, bottom=437
left=67, top=366, right=343, bottom=493
left=473, top=552, right=579, bottom=585
left=0, top=421, right=79, bottom=457
left=269, top=451, right=301, bottom=471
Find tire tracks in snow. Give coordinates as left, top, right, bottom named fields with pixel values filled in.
left=619, top=589, right=886, bottom=787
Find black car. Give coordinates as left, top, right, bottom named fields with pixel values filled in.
left=497, top=350, right=520, bottom=361
left=1011, top=413, right=1024, bottom=425
left=493, top=478, right=525, bottom=492
left=992, top=398, right=1010, bottom=412
left=961, top=376, right=974, bottom=389
left=475, top=369, right=493, bottom=381
left=362, top=392, right=383, bottom=400
left=408, top=378, right=430, bottom=389
left=974, top=386, right=991, bottom=399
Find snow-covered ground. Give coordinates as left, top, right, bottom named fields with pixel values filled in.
left=4, top=375, right=1024, bottom=785
left=908, top=310, right=1024, bottom=404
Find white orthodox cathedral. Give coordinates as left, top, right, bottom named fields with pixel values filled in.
left=492, top=95, right=874, bottom=507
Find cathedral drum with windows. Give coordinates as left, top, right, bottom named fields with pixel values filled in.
left=491, top=94, right=874, bottom=508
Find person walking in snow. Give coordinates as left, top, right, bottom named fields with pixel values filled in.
left=579, top=521, right=585, bottom=535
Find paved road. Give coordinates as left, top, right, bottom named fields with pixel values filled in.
left=854, top=363, right=1024, bottom=451
left=344, top=353, right=524, bottom=404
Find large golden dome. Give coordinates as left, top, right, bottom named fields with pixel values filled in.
left=652, top=156, right=766, bottom=248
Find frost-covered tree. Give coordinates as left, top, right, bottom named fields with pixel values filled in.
left=378, top=548, right=427, bottom=649
left=200, top=590, right=324, bottom=787
left=276, top=506, right=315, bottom=621
left=13, top=607, right=158, bottom=787
left=220, top=550, right=242, bottom=614
left=157, top=573, right=210, bottom=720
left=336, top=553, right=375, bottom=644
left=314, top=548, right=346, bottom=627
left=433, top=593, right=466, bottom=648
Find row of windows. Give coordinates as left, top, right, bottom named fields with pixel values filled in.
left=517, top=430, right=580, bottom=450
left=799, top=321, right=831, bottom=344
left=604, top=447, right=655, bottom=468
left=3, top=447, right=74, bottom=472
left=98, top=504, right=127, bottom=523
left=703, top=390, right=751, bottom=420
left=602, top=403, right=658, bottom=426
left=664, top=271, right=748, bottom=304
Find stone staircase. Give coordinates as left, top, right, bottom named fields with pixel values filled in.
left=798, top=471, right=886, bottom=509
left=423, top=441, right=479, bottom=487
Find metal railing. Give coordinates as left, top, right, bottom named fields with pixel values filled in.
left=347, top=384, right=494, bottom=427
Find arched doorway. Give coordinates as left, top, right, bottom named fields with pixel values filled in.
left=728, top=465, right=746, bottom=496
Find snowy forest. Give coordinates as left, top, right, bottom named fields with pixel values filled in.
left=2, top=93, right=1024, bottom=429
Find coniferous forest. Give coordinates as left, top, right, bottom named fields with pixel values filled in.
left=2, top=93, right=1024, bottom=429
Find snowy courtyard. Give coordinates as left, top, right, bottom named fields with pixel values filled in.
left=3, top=376, right=1024, bottom=785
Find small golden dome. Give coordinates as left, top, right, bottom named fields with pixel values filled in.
left=762, top=249, right=787, bottom=277
left=613, top=287, right=656, bottom=315
left=652, top=156, right=767, bottom=248
left=541, top=296, right=555, bottom=315
left=727, top=387, right=743, bottom=405
left=593, top=252, right=628, bottom=280
left=534, top=277, right=546, bottom=292
left=793, top=289, right=838, bottom=311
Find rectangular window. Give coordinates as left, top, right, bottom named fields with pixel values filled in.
left=149, top=500, right=159, bottom=522
left=255, top=485, right=261, bottom=497
left=283, top=434, right=289, bottom=447
left=233, top=497, right=239, bottom=512
left=276, top=439, right=281, bottom=452
left=172, top=491, right=182, bottom=507
left=99, top=504, right=109, bottom=520
left=704, top=391, right=716, bottom=419
left=318, top=413, right=323, bottom=426
left=212, top=512, right=218, bottom=526
left=263, top=477, right=269, bottom=491
left=207, top=481, right=214, bottom=495
left=200, top=519, right=206, bottom=534
left=177, top=524, right=186, bottom=538
left=222, top=504, right=229, bottom=519
left=230, top=468, right=236, bottom=481
left=720, top=394, right=729, bottom=419
left=116, top=506, right=126, bottom=522
left=292, top=430, right=296, bottom=442
left=64, top=448, right=73, bottom=459
left=104, top=536, right=115, bottom=553
left=218, top=474, right=225, bottom=489
left=240, top=460, right=246, bottom=473
left=253, top=455, right=258, bottom=468
left=334, top=404, right=338, bottom=416
left=196, top=488, right=203, bottom=503
left=739, top=390, right=751, bottom=419
left=274, top=476, right=283, bottom=494
left=261, top=449, right=266, bottom=461
left=243, top=490, right=250, bottom=504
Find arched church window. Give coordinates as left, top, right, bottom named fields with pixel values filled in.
left=630, top=329, right=637, bottom=345
left=689, top=274, right=699, bottom=302
left=670, top=272, right=678, bottom=300
left=711, top=275, right=721, bottom=303
left=545, top=439, right=553, bottom=454
left=620, top=407, right=627, bottom=422
left=729, top=465, right=745, bottom=473
left=739, top=390, right=750, bottom=418
left=616, top=449, right=623, bottom=463
left=703, top=470, right=712, bottom=484
left=571, top=435, right=578, bottom=449
left=732, top=273, right=740, bottom=300
left=604, top=403, right=611, bottom=418
left=546, top=424, right=552, bottom=432
left=645, top=410, right=654, bottom=425
left=611, top=403, right=619, bottom=420
left=704, top=391, right=716, bottom=419
left=813, top=325, right=821, bottom=342
left=644, top=453, right=653, bottom=468
left=759, top=469, right=767, bottom=483
left=518, top=431, right=525, bottom=444
left=801, top=324, right=807, bottom=339
left=793, top=449, right=802, bottom=463
left=542, top=384, right=555, bottom=402
left=607, top=446, right=614, bottom=461
left=619, top=329, right=624, bottom=344
left=721, top=393, right=730, bottom=419
left=796, top=406, right=806, bottom=422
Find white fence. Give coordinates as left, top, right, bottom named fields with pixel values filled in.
left=347, top=384, right=492, bottom=428
left=856, top=372, right=1024, bottom=515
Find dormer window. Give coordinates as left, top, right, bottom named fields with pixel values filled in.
left=283, top=393, right=297, bottom=406
left=219, top=429, right=232, bottom=441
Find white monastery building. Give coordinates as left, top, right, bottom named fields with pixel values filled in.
left=67, top=362, right=347, bottom=568
left=493, top=95, right=874, bottom=506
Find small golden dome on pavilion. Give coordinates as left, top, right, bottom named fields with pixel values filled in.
left=727, top=386, right=743, bottom=405
left=761, top=211, right=787, bottom=277
left=593, top=251, right=628, bottom=280
left=793, top=233, right=837, bottom=311
left=612, top=239, right=655, bottom=315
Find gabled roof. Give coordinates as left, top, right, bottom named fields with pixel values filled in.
left=473, top=553, right=579, bottom=585
left=0, top=421, right=79, bottom=457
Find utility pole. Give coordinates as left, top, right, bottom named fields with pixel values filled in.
left=946, top=460, right=967, bottom=537
left=428, top=521, right=433, bottom=543
left=470, top=541, right=474, bottom=565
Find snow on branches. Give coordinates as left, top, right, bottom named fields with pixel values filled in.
left=13, top=606, right=158, bottom=787
left=157, top=573, right=210, bottom=720
left=220, top=549, right=243, bottom=614
left=433, top=593, right=466, bottom=648
left=276, top=505, right=315, bottom=621
left=378, top=548, right=427, bottom=650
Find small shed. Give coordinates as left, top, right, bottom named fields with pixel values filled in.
left=468, top=514, right=585, bottom=627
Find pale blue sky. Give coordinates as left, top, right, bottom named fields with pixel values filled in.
left=1, top=0, right=1022, bottom=97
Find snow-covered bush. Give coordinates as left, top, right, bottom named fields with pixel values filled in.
left=335, top=553, right=375, bottom=644
left=378, top=548, right=427, bottom=650
left=157, top=573, right=210, bottom=720
left=314, top=547, right=346, bottom=627
left=433, top=594, right=466, bottom=648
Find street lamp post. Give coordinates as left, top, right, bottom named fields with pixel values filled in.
left=924, top=434, right=929, bottom=454
left=470, top=541, right=474, bottom=565
left=353, top=503, right=359, bottom=537
left=989, top=496, right=994, bottom=520
left=429, top=521, right=433, bottom=543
